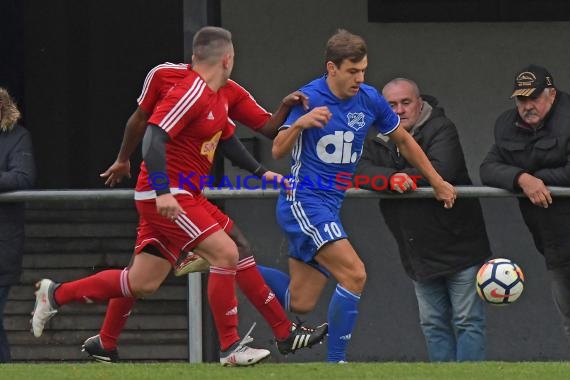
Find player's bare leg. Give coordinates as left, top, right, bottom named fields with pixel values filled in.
left=315, top=240, right=366, bottom=295
left=314, top=239, right=366, bottom=363
left=127, top=252, right=172, bottom=298
left=175, top=223, right=254, bottom=276
left=287, top=260, right=328, bottom=314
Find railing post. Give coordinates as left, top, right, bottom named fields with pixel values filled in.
left=187, top=273, right=202, bottom=363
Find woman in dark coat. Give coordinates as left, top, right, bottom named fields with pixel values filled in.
left=0, top=87, right=35, bottom=362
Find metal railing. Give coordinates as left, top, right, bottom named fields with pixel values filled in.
left=2, top=186, right=570, bottom=202
left=3, top=186, right=569, bottom=362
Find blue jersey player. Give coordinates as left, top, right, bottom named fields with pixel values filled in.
left=258, top=29, right=456, bottom=362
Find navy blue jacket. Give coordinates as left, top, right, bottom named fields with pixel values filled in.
left=0, top=124, right=35, bottom=286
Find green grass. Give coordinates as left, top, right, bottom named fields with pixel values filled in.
left=0, top=362, right=569, bottom=380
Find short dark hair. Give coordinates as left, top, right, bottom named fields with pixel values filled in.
left=192, top=26, right=233, bottom=63
left=325, top=29, right=367, bottom=67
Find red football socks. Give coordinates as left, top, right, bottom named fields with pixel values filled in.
left=54, top=268, right=132, bottom=306
left=99, top=297, right=136, bottom=350
left=236, top=257, right=292, bottom=341
left=208, top=266, right=239, bottom=351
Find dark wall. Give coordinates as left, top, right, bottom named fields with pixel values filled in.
left=10, top=0, right=184, bottom=188
left=368, top=0, right=570, bottom=22
left=0, top=0, right=25, bottom=114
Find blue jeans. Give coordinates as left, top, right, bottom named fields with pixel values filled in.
left=549, top=266, right=570, bottom=344
left=0, top=286, right=11, bottom=362
left=413, top=264, right=486, bottom=362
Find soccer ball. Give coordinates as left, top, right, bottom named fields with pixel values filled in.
left=476, top=258, right=525, bottom=305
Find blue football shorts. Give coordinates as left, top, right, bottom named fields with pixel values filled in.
left=276, top=196, right=348, bottom=277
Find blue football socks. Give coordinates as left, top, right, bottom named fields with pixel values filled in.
left=327, top=284, right=360, bottom=362
left=257, top=265, right=291, bottom=310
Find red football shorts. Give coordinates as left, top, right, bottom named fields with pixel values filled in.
left=134, top=193, right=233, bottom=265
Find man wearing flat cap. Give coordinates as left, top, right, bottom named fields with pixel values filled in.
left=480, top=64, right=570, bottom=345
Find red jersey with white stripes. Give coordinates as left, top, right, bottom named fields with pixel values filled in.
left=137, top=62, right=188, bottom=114
left=222, top=79, right=271, bottom=130
left=135, top=70, right=233, bottom=195
left=136, top=62, right=271, bottom=130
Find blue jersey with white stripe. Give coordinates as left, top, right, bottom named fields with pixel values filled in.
left=282, top=76, right=399, bottom=206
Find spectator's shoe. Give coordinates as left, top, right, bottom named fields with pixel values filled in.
left=174, top=252, right=210, bottom=276
left=276, top=321, right=328, bottom=355
left=82, top=334, right=119, bottom=363
left=219, top=323, right=270, bottom=367
left=31, top=279, right=58, bottom=337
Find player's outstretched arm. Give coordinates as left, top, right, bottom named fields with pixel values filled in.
left=258, top=91, right=309, bottom=139
left=218, top=134, right=268, bottom=177
left=218, top=135, right=291, bottom=192
left=100, top=107, right=149, bottom=187
left=271, top=106, right=332, bottom=159
left=389, top=127, right=456, bottom=208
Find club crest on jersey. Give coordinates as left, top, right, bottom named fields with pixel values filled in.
left=347, top=112, right=365, bottom=130
left=200, top=130, right=222, bottom=163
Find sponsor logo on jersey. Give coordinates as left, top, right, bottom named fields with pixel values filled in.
left=316, top=131, right=358, bottom=164
left=200, top=130, right=223, bottom=163
left=225, top=306, right=238, bottom=316
left=207, top=111, right=215, bottom=120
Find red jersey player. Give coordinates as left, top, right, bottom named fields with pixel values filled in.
left=31, top=27, right=326, bottom=366
left=100, top=63, right=304, bottom=187
left=102, top=61, right=306, bottom=276
left=91, top=66, right=322, bottom=363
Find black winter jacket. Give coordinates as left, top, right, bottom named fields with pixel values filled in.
left=0, top=124, right=35, bottom=286
left=480, top=91, right=570, bottom=269
left=356, top=96, right=491, bottom=281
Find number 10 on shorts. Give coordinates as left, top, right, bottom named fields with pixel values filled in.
left=323, top=222, right=343, bottom=240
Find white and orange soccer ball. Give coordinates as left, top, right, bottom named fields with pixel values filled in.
left=476, top=258, right=525, bottom=305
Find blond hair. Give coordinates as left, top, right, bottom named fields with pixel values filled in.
left=0, top=87, right=21, bottom=132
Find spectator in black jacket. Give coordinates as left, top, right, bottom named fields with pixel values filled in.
left=480, top=64, right=570, bottom=344
left=356, top=78, right=491, bottom=361
left=0, top=87, right=35, bottom=362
